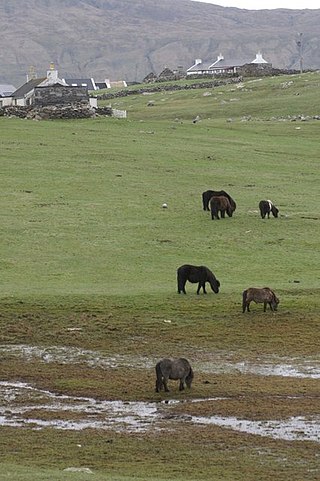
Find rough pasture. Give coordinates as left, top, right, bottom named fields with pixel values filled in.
left=0, top=72, right=319, bottom=481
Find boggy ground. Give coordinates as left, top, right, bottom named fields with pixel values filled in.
left=0, top=294, right=319, bottom=480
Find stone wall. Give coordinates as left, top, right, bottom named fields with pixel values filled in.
left=0, top=105, right=114, bottom=120
left=34, top=85, right=89, bottom=106
left=100, top=77, right=243, bottom=100
left=238, top=64, right=300, bottom=77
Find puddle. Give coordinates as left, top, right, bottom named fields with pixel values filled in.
left=0, top=382, right=319, bottom=443
left=1, top=344, right=319, bottom=379
left=1, top=345, right=319, bottom=442
left=198, top=358, right=320, bottom=379
left=192, top=415, right=320, bottom=443
left=0, top=344, right=155, bottom=370
left=0, top=381, right=159, bottom=433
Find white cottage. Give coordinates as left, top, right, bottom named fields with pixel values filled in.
left=6, top=64, right=97, bottom=108
left=187, top=52, right=270, bottom=76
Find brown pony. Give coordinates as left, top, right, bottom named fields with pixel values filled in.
left=202, top=190, right=236, bottom=215
left=210, top=195, right=232, bottom=219
left=242, top=287, right=280, bottom=312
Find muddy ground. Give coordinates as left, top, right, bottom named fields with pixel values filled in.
left=0, top=298, right=319, bottom=479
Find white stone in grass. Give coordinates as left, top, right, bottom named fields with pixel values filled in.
left=63, top=467, right=93, bottom=473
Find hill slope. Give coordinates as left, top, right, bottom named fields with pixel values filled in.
left=1, top=0, right=320, bottom=87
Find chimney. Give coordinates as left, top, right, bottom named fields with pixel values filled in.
left=47, top=62, right=58, bottom=81
left=252, top=52, right=268, bottom=64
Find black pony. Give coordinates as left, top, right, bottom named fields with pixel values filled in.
left=259, top=200, right=279, bottom=219
left=202, top=190, right=236, bottom=216
left=177, top=264, right=220, bottom=294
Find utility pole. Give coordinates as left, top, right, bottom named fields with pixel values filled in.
left=296, top=33, right=303, bottom=74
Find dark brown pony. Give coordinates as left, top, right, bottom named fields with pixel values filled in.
left=155, top=358, right=194, bottom=392
left=210, top=195, right=232, bottom=219
left=259, top=200, right=279, bottom=219
left=177, top=264, right=220, bottom=294
left=242, top=287, right=280, bottom=312
left=202, top=190, right=236, bottom=215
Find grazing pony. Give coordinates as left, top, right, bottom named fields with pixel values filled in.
left=202, top=190, right=236, bottom=215
left=259, top=200, right=279, bottom=219
left=177, top=264, right=220, bottom=294
left=242, top=287, right=280, bottom=313
left=155, top=358, right=194, bottom=392
left=210, top=195, right=232, bottom=219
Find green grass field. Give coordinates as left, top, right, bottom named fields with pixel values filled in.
left=0, top=72, right=319, bottom=480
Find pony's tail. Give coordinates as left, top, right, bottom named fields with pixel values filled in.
left=155, top=362, right=162, bottom=392
left=186, top=367, right=194, bottom=388
left=242, top=290, right=248, bottom=313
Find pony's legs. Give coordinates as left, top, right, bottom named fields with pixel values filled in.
left=179, top=283, right=187, bottom=294
left=155, top=379, right=162, bottom=392
left=163, top=378, right=169, bottom=392
left=179, top=379, right=185, bottom=391
left=177, top=276, right=187, bottom=294
left=197, top=282, right=206, bottom=294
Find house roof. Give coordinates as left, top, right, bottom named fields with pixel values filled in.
left=11, top=78, right=46, bottom=98
left=63, top=78, right=96, bottom=90
left=0, top=84, right=16, bottom=97
left=211, top=57, right=251, bottom=69
left=187, top=61, right=216, bottom=73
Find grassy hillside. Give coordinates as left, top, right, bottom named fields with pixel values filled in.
left=1, top=73, right=319, bottom=300
left=0, top=72, right=319, bottom=481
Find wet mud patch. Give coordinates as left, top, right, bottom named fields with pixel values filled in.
left=0, top=381, right=319, bottom=444
left=1, top=344, right=320, bottom=378
left=1, top=344, right=319, bottom=446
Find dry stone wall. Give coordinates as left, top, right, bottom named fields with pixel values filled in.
left=0, top=105, right=113, bottom=120
left=34, top=86, right=89, bottom=106
left=100, top=77, right=243, bottom=100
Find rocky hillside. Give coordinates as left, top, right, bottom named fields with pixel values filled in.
left=1, top=0, right=320, bottom=87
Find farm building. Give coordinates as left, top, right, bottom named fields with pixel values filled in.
left=187, top=52, right=270, bottom=76
left=3, top=64, right=97, bottom=108
left=0, top=84, right=16, bottom=107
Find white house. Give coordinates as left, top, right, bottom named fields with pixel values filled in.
left=187, top=52, right=270, bottom=76
left=4, top=64, right=97, bottom=107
